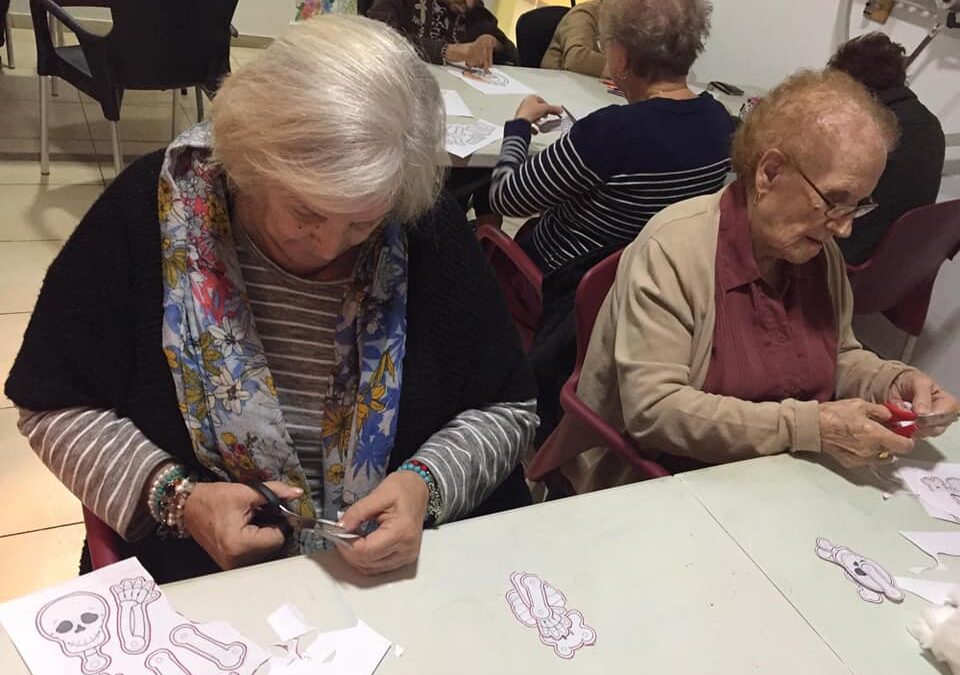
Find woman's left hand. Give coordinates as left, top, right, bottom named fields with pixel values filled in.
left=888, top=371, right=960, bottom=438
left=514, top=95, right=564, bottom=128
left=335, top=471, right=429, bottom=575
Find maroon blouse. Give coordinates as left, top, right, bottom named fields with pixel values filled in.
left=701, top=182, right=837, bottom=403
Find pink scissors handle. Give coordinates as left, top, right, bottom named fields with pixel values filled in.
left=884, top=402, right=918, bottom=438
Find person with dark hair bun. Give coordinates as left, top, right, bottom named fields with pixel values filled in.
left=828, top=32, right=945, bottom=265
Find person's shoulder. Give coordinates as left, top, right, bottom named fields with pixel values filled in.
left=627, top=189, right=724, bottom=262
left=406, top=193, right=479, bottom=269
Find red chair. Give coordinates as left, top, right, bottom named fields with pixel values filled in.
left=846, top=199, right=960, bottom=363
left=526, top=250, right=669, bottom=486
left=476, top=224, right=543, bottom=352
left=82, top=506, right=123, bottom=570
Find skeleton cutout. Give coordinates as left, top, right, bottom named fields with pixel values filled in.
left=36, top=592, right=112, bottom=674
left=170, top=624, right=246, bottom=670
left=816, top=538, right=904, bottom=604
left=506, top=572, right=597, bottom=659
left=110, top=577, right=160, bottom=654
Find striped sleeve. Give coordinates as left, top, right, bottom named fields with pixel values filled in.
left=411, top=399, right=538, bottom=523
left=489, top=119, right=604, bottom=217
left=17, top=407, right=172, bottom=541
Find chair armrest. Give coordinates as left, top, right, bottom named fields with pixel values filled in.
left=476, top=224, right=544, bottom=295
left=82, top=506, right=123, bottom=570
left=31, top=0, right=106, bottom=45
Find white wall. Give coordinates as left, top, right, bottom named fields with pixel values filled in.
left=692, top=0, right=960, bottom=134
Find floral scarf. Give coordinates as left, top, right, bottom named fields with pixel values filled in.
left=158, top=124, right=407, bottom=554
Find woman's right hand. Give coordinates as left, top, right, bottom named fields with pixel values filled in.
left=462, top=36, right=497, bottom=71
left=182, top=481, right=303, bottom=570
left=818, top=399, right=914, bottom=468
left=514, top=95, right=565, bottom=126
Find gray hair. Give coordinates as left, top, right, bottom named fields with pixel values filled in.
left=600, top=0, right=712, bottom=81
left=210, top=15, right=445, bottom=222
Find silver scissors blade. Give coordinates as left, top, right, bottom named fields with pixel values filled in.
left=916, top=411, right=960, bottom=428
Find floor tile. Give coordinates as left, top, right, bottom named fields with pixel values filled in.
left=0, top=524, right=85, bottom=602
left=0, top=69, right=82, bottom=104
left=0, top=313, right=31, bottom=409
left=0, top=408, right=82, bottom=538
left=0, top=183, right=101, bottom=241
left=0, top=99, right=92, bottom=142
left=0, top=241, right=63, bottom=314
left=83, top=100, right=195, bottom=142
left=0, top=153, right=103, bottom=187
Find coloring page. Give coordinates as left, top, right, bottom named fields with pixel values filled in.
left=444, top=67, right=536, bottom=96
left=445, top=119, right=503, bottom=158
left=895, top=462, right=960, bottom=523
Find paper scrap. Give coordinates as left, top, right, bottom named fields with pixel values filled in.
left=445, top=119, right=503, bottom=158
left=896, top=577, right=960, bottom=605
left=901, top=531, right=960, bottom=571
left=894, top=462, right=960, bottom=524
left=445, top=66, right=536, bottom=96
left=506, top=571, right=597, bottom=659
left=305, top=620, right=391, bottom=674
left=815, top=538, right=903, bottom=604
left=394, top=643, right=405, bottom=657
left=268, top=603, right=317, bottom=643
left=441, top=89, right=473, bottom=118
left=0, top=558, right=269, bottom=675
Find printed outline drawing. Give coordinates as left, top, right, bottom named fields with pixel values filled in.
left=145, top=648, right=191, bottom=675
left=463, top=70, right=510, bottom=87
left=445, top=121, right=498, bottom=149
left=170, top=623, right=247, bottom=670
left=110, top=576, right=161, bottom=655
left=505, top=571, right=597, bottom=659
left=815, top=537, right=904, bottom=604
left=36, top=591, right=113, bottom=675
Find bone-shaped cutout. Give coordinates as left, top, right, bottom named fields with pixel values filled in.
left=80, top=650, right=110, bottom=675
left=145, top=649, right=190, bottom=675
left=110, top=577, right=160, bottom=655
left=170, top=624, right=246, bottom=670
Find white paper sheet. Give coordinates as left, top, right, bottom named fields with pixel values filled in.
left=267, top=621, right=391, bottom=675
left=441, top=89, right=473, bottom=118
left=901, top=531, right=960, bottom=571
left=0, top=558, right=269, bottom=675
left=444, top=66, right=536, bottom=96
left=895, top=577, right=960, bottom=605
left=268, top=603, right=317, bottom=643
left=445, top=119, right=503, bottom=158
left=894, top=462, right=960, bottom=523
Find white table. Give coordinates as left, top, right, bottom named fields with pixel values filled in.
left=432, top=64, right=761, bottom=168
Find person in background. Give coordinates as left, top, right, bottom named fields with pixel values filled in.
left=5, top=16, right=536, bottom=582
left=828, top=32, right=945, bottom=265
left=489, top=0, right=733, bottom=443
left=557, top=69, right=958, bottom=493
left=541, top=0, right=606, bottom=77
left=367, top=0, right=518, bottom=69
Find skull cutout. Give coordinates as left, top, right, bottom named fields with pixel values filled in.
left=36, top=592, right=112, bottom=674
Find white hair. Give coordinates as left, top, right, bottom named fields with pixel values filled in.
left=210, top=15, right=445, bottom=222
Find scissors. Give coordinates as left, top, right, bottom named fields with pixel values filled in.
left=884, top=402, right=960, bottom=438
left=247, top=481, right=360, bottom=546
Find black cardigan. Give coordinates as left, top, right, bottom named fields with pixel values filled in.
left=5, top=151, right=535, bottom=582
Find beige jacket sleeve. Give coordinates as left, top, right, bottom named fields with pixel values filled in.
left=540, top=4, right=605, bottom=77
left=612, top=237, right=822, bottom=464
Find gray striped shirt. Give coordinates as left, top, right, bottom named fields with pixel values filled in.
left=17, top=226, right=538, bottom=540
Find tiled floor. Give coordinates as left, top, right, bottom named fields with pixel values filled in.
left=0, top=26, right=265, bottom=602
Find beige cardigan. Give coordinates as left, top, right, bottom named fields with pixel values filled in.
left=540, top=0, right=605, bottom=77
left=565, top=187, right=912, bottom=492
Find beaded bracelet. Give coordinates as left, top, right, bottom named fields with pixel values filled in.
left=147, top=463, right=197, bottom=539
left=399, top=460, right=443, bottom=525
left=162, top=475, right=197, bottom=539
left=147, top=463, right=187, bottom=524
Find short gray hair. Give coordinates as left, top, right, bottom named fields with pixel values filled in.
left=600, top=0, right=712, bottom=81
left=210, top=15, right=445, bottom=222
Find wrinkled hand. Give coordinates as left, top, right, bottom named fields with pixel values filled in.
left=514, top=95, right=565, bottom=130
left=336, top=471, right=429, bottom=575
left=889, top=371, right=959, bottom=438
left=819, top=399, right=914, bottom=468
left=182, top=481, right=302, bottom=570
left=464, top=35, right=498, bottom=71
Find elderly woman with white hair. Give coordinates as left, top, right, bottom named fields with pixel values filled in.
left=5, top=16, right=537, bottom=582
left=554, top=69, right=959, bottom=493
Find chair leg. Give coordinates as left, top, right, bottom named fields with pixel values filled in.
left=194, top=86, right=204, bottom=123
left=171, top=90, right=178, bottom=140
left=4, top=18, right=14, bottom=69
left=110, top=121, right=123, bottom=176
left=900, top=334, right=918, bottom=364
left=39, top=77, right=50, bottom=175
left=49, top=16, right=60, bottom=97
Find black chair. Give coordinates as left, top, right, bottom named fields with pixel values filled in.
left=1, top=0, right=14, bottom=69
left=30, top=0, right=238, bottom=176
left=516, top=5, right=569, bottom=68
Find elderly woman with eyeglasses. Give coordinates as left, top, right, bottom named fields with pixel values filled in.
left=561, top=69, right=959, bottom=493
left=5, top=16, right=536, bottom=581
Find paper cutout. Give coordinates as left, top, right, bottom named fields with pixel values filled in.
left=900, top=531, right=960, bottom=571
left=36, top=592, right=112, bottom=675
left=894, top=462, right=960, bottom=523
left=441, top=89, right=473, bottom=118
left=444, top=66, right=536, bottom=96
left=110, top=576, right=160, bottom=654
left=0, top=558, right=268, bottom=675
left=815, top=538, right=904, bottom=604
left=896, top=577, right=960, bottom=605
left=445, top=119, right=503, bottom=158
left=267, top=603, right=316, bottom=644
left=505, top=572, right=597, bottom=659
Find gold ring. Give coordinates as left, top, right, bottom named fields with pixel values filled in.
left=878, top=451, right=891, bottom=460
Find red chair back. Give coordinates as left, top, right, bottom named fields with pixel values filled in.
left=846, top=199, right=960, bottom=336
left=476, top=225, right=544, bottom=351
left=83, top=506, right=123, bottom=570
left=527, top=250, right=669, bottom=485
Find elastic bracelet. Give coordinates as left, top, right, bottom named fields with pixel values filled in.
left=161, top=475, right=197, bottom=539
left=399, top=459, right=434, bottom=485
left=147, top=463, right=187, bottom=524
left=399, top=460, right=442, bottom=526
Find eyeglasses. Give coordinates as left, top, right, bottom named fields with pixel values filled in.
left=789, top=159, right=879, bottom=221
